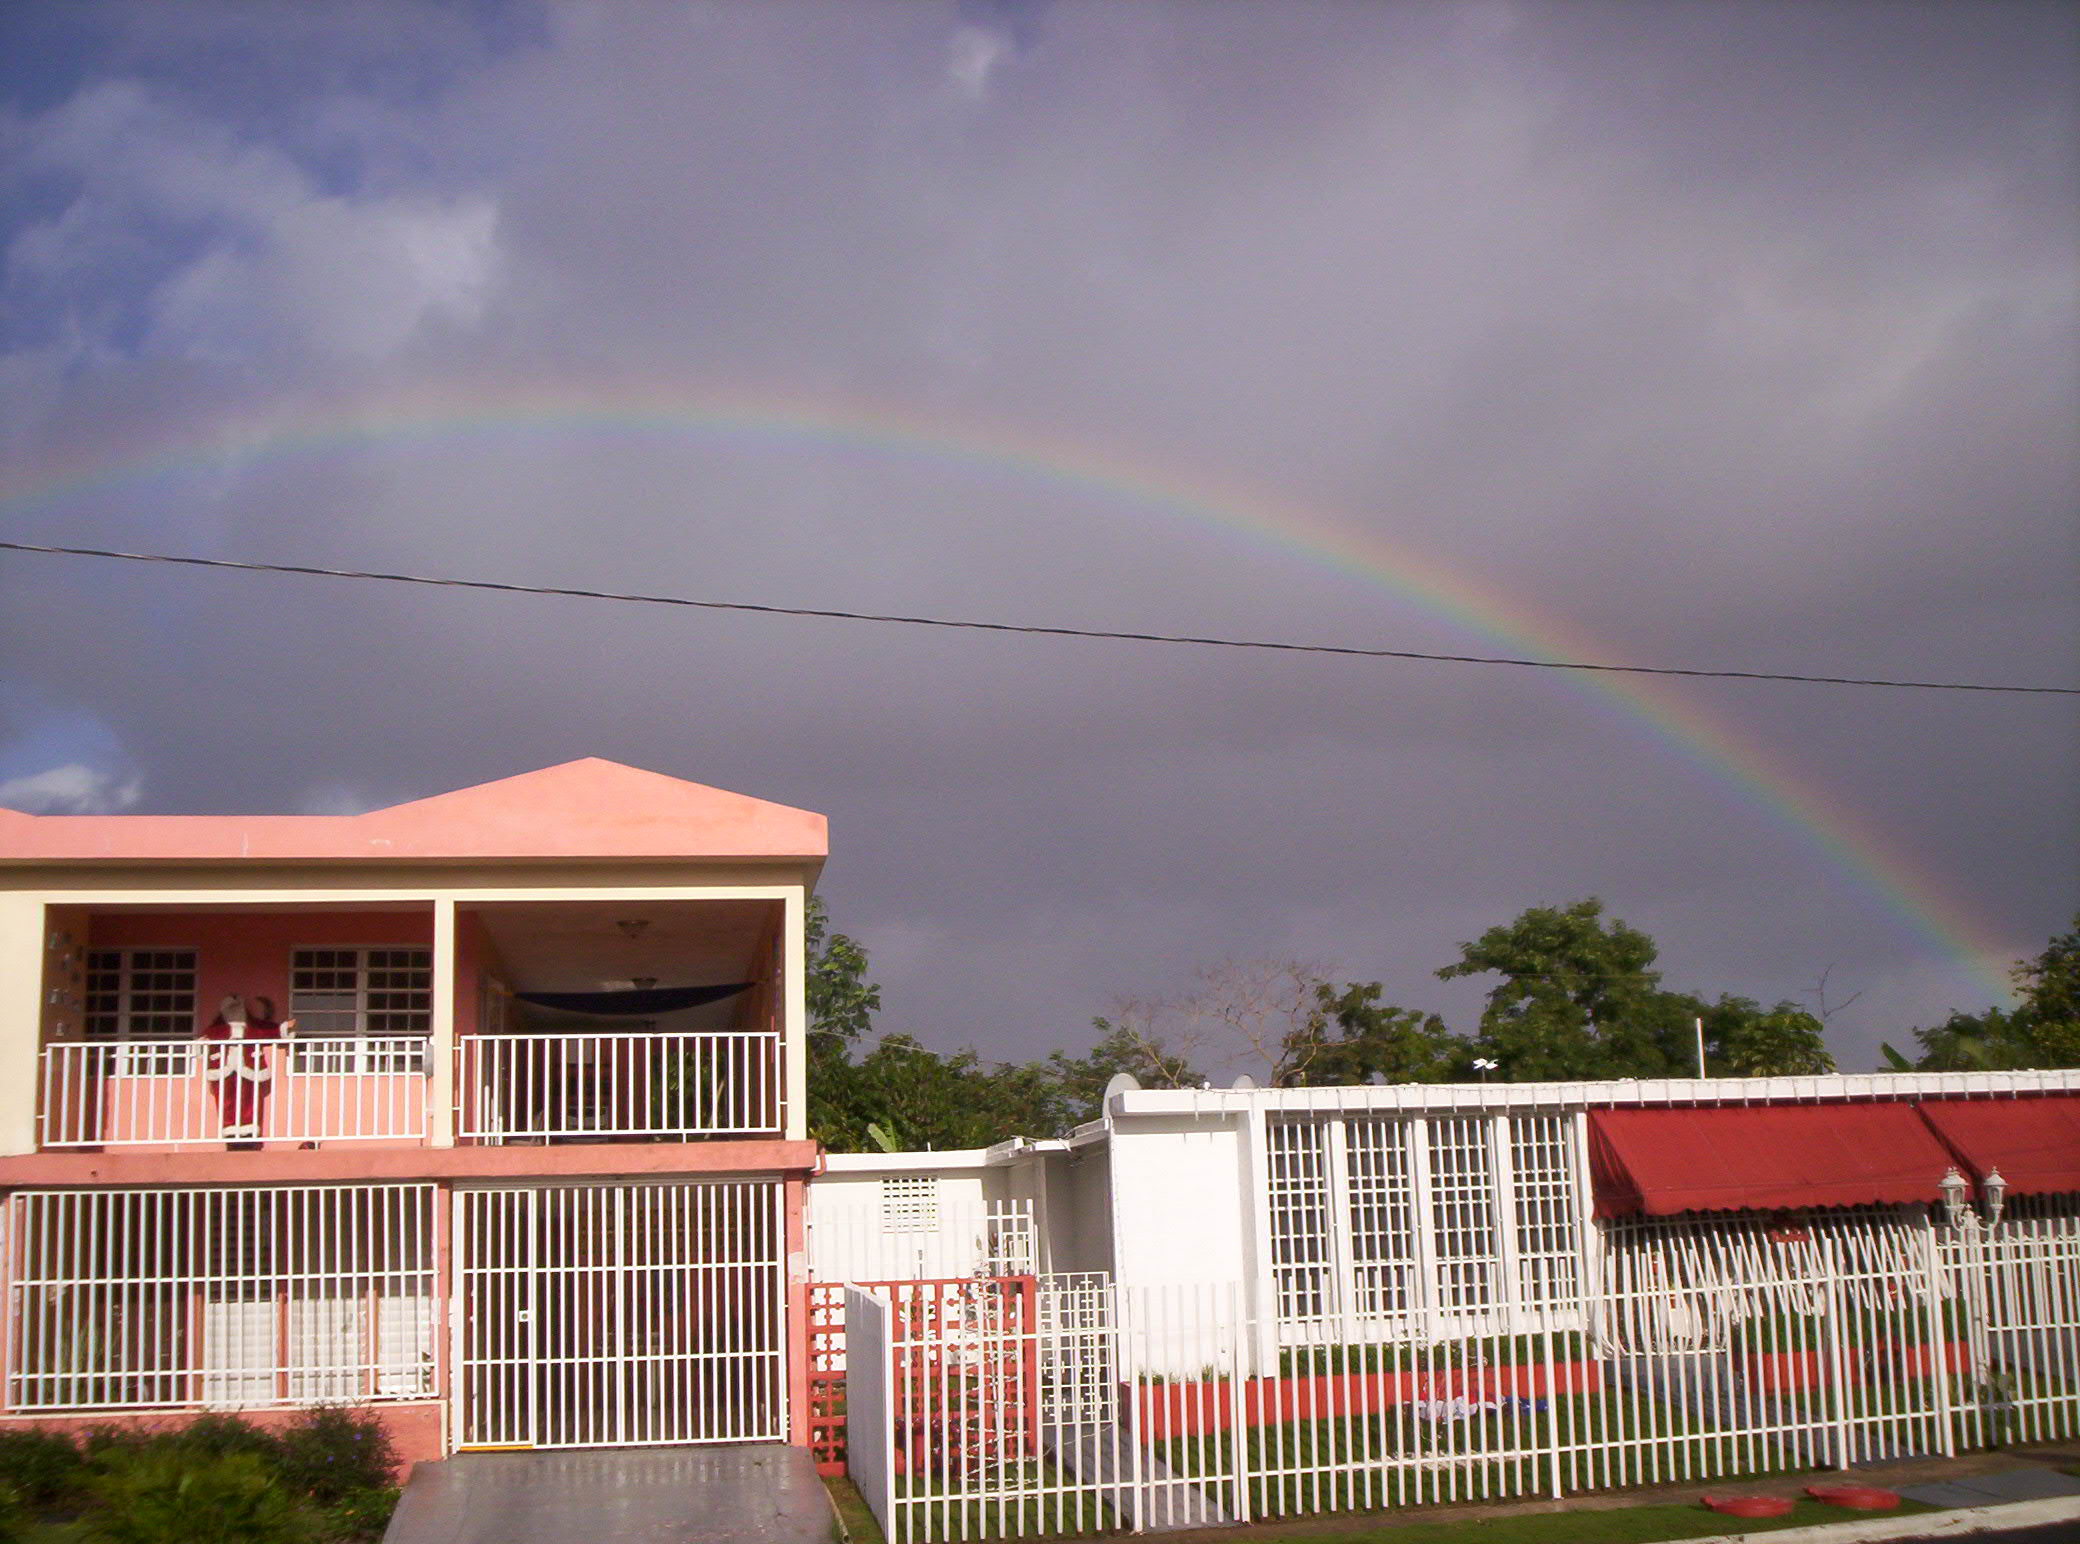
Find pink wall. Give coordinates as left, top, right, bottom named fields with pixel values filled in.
left=90, top=909, right=435, bottom=1032
left=0, top=1401, right=444, bottom=1472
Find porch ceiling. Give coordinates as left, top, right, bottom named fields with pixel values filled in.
left=467, top=898, right=776, bottom=996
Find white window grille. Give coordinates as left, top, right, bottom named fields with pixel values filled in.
left=7, top=1183, right=435, bottom=1412
left=1508, top=1112, right=1581, bottom=1304
left=1265, top=1119, right=1335, bottom=1322
left=290, top=947, right=432, bottom=1074
left=1427, top=1115, right=1499, bottom=1310
left=1265, top=1112, right=1584, bottom=1340
left=1344, top=1116, right=1419, bottom=1318
left=85, top=949, right=197, bottom=1074
left=880, top=1178, right=940, bottom=1234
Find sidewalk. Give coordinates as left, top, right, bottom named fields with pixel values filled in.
left=387, top=1444, right=835, bottom=1544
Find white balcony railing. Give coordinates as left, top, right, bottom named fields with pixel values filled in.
left=457, top=1030, right=782, bottom=1142
left=38, top=1038, right=431, bottom=1149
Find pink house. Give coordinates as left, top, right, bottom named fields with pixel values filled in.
left=0, top=759, right=824, bottom=1463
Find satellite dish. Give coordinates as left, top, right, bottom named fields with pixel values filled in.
left=1231, top=1074, right=1258, bottom=1091
left=1103, top=1071, right=1141, bottom=1100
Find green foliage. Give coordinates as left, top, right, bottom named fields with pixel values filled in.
left=321, top=1487, right=398, bottom=1539
left=1905, top=916, right=2080, bottom=1070
left=1438, top=899, right=1686, bottom=1081
left=1694, top=994, right=1834, bottom=1077
left=806, top=896, right=881, bottom=1057
left=819, top=1034, right=1067, bottom=1152
left=18, top=1413, right=400, bottom=1544
left=0, top=1428, right=85, bottom=1509
left=0, top=1480, right=24, bottom=1544
left=1041, top=1019, right=1201, bottom=1126
left=271, top=1408, right=398, bottom=1507
left=161, top=1412, right=285, bottom=1468
left=1282, top=982, right=1467, bottom=1086
left=81, top=1448, right=322, bottom=1544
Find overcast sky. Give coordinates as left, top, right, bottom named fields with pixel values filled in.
left=3, top=0, right=2074, bottom=1075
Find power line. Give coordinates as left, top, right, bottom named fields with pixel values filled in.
left=3, top=538, right=2073, bottom=696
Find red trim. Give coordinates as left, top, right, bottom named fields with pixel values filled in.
left=0, top=1138, right=820, bottom=1189
left=784, top=1175, right=812, bottom=1448
left=1588, top=1103, right=1958, bottom=1217
left=1916, top=1095, right=2080, bottom=1196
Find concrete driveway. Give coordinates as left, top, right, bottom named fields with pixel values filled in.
left=384, top=1445, right=834, bottom=1544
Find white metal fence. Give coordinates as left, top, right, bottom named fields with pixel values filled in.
left=456, top=1031, right=782, bottom=1142
left=846, top=1229, right=2080, bottom=1542
left=38, top=1039, right=430, bottom=1148
left=6, top=1184, right=436, bottom=1412
left=805, top=1203, right=1038, bottom=1473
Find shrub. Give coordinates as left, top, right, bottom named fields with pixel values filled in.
left=82, top=1447, right=322, bottom=1544
left=0, top=1427, right=84, bottom=1507
left=273, top=1408, right=398, bottom=1506
left=162, top=1413, right=287, bottom=1469
left=322, top=1485, right=399, bottom=1541
left=0, top=1480, right=25, bottom=1544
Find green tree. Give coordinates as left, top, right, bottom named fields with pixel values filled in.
left=1437, top=898, right=1686, bottom=1081
left=1281, top=982, right=1467, bottom=1086
left=2013, top=913, right=2080, bottom=1060
left=804, top=896, right=883, bottom=1148
left=1040, top=1019, right=1201, bottom=1128
left=1695, top=994, right=1835, bottom=1076
left=826, top=1035, right=1062, bottom=1152
left=1901, top=914, right=2080, bottom=1071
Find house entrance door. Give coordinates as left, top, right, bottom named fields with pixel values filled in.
left=456, top=1179, right=786, bottom=1449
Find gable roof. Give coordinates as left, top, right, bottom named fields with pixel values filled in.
left=0, top=758, right=826, bottom=865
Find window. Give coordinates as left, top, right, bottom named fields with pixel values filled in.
left=1344, top=1117, right=1419, bottom=1316
left=1266, top=1120, right=1335, bottom=1321
left=1264, top=1112, right=1584, bottom=1338
left=879, top=1178, right=940, bottom=1234
left=1509, top=1113, right=1581, bottom=1304
left=85, top=950, right=197, bottom=1074
left=290, top=948, right=432, bottom=1073
left=8, top=1184, right=435, bottom=1412
left=1427, top=1116, right=1498, bottom=1310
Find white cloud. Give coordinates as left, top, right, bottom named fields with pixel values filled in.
left=947, top=26, right=1009, bottom=102
left=145, top=190, right=501, bottom=360
left=0, top=764, right=143, bottom=814
left=6, top=78, right=503, bottom=363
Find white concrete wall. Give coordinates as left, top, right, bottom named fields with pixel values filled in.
left=806, top=1156, right=1008, bottom=1281
left=1106, top=1116, right=1252, bottom=1290
left=1050, top=1145, right=1114, bottom=1276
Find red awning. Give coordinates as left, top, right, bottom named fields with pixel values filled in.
left=1588, top=1103, right=1961, bottom=1218
left=1916, top=1096, right=2080, bottom=1196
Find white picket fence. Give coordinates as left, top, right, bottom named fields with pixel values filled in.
left=845, top=1228, right=2080, bottom=1541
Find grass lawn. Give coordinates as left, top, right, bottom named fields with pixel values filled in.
left=824, top=1474, right=1932, bottom=1544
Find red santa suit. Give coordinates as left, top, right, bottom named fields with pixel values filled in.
left=201, top=1002, right=284, bottom=1141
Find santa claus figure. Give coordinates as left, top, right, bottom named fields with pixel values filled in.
left=201, top=994, right=295, bottom=1147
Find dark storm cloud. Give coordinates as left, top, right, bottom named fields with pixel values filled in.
left=2, top=1, right=2074, bottom=1075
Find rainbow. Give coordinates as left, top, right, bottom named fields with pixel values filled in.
left=0, top=377, right=2021, bottom=1003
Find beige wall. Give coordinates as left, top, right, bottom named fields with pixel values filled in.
left=0, top=894, right=51, bottom=1154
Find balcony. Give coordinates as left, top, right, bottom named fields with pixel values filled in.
left=456, top=1030, right=782, bottom=1143
left=38, top=1039, right=429, bottom=1150
left=36, top=1029, right=785, bottom=1151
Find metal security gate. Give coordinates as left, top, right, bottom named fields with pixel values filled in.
left=457, top=1179, right=785, bottom=1448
